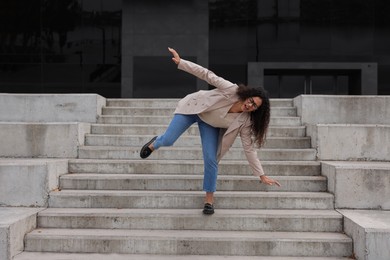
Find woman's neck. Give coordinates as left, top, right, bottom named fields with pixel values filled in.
left=229, top=101, right=243, bottom=113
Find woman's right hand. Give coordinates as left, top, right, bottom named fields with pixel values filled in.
left=260, top=175, right=281, bottom=187
left=168, top=47, right=181, bottom=65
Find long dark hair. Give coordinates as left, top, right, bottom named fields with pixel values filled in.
left=236, top=84, right=270, bottom=147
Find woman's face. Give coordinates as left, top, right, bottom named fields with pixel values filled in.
left=241, top=97, right=262, bottom=112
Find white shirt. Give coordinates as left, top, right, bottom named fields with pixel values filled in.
left=198, top=104, right=240, bottom=128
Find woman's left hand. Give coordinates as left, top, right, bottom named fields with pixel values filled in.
left=168, top=47, right=181, bottom=65
left=260, top=175, right=281, bottom=186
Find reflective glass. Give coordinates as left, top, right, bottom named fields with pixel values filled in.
left=311, top=76, right=336, bottom=95
left=0, top=0, right=41, bottom=56
left=279, top=76, right=305, bottom=98
left=264, top=76, right=280, bottom=98
left=41, top=0, right=83, bottom=58
left=0, top=64, right=42, bottom=93
left=42, top=64, right=82, bottom=83
left=0, top=0, right=120, bottom=95
left=81, top=0, right=121, bottom=64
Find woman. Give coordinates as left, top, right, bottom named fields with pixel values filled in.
left=140, top=47, right=281, bottom=215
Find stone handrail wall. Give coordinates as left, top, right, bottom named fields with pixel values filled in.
left=0, top=94, right=106, bottom=123
left=293, top=95, right=390, bottom=161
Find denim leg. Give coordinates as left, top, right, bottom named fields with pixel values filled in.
left=153, top=114, right=219, bottom=192
left=153, top=114, right=197, bottom=150
left=197, top=118, right=220, bottom=192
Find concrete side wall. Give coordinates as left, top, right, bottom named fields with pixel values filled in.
left=315, top=124, right=390, bottom=161
left=294, top=95, right=390, bottom=125
left=0, top=208, right=43, bottom=260
left=0, top=159, right=68, bottom=207
left=0, top=94, right=105, bottom=123
left=343, top=216, right=366, bottom=260
left=322, top=162, right=390, bottom=210
left=340, top=210, right=390, bottom=260
left=295, top=95, right=390, bottom=161
left=0, top=123, right=90, bottom=158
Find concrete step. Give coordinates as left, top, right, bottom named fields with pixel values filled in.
left=48, top=190, right=334, bottom=209
left=90, top=124, right=306, bottom=137
left=85, top=135, right=311, bottom=149
left=59, top=174, right=327, bottom=192
left=24, top=228, right=352, bottom=256
left=107, top=99, right=180, bottom=108
left=102, top=107, right=297, bottom=117
left=78, top=146, right=317, bottom=161
left=14, top=252, right=354, bottom=260
left=68, top=159, right=321, bottom=176
left=37, top=208, right=342, bottom=232
left=105, top=98, right=294, bottom=108
left=97, top=115, right=302, bottom=126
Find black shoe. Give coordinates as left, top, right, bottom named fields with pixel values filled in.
left=140, top=136, right=157, bottom=159
left=202, top=203, right=214, bottom=215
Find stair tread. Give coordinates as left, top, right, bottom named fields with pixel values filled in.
left=78, top=146, right=316, bottom=151
left=103, top=106, right=295, bottom=109
left=69, top=159, right=321, bottom=165
left=59, top=174, right=326, bottom=192
left=38, top=208, right=342, bottom=218
left=14, top=252, right=352, bottom=260
left=85, top=134, right=310, bottom=139
left=61, top=174, right=326, bottom=180
left=50, top=190, right=333, bottom=197
left=92, top=124, right=305, bottom=128
left=26, top=228, right=352, bottom=242
left=67, top=159, right=321, bottom=176
left=99, top=115, right=301, bottom=118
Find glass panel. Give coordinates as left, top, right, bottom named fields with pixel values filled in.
left=0, top=55, right=41, bottom=64
left=264, top=75, right=280, bottom=98
left=311, top=76, right=335, bottom=94
left=0, top=64, right=42, bottom=93
left=0, top=0, right=41, bottom=56
left=42, top=64, right=82, bottom=84
left=82, top=63, right=121, bottom=97
left=80, top=0, right=122, bottom=97
left=336, top=75, right=349, bottom=95
left=41, top=0, right=83, bottom=58
left=83, top=64, right=120, bottom=83
left=84, top=82, right=121, bottom=98
left=280, top=75, right=305, bottom=98
left=330, top=0, right=374, bottom=26
left=81, top=0, right=122, bottom=64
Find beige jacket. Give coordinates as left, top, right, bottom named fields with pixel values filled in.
left=174, top=59, right=265, bottom=177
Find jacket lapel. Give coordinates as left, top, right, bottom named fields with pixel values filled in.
left=224, top=112, right=250, bottom=136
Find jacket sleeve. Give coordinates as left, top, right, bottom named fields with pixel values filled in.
left=178, top=59, right=234, bottom=90
left=239, top=124, right=265, bottom=177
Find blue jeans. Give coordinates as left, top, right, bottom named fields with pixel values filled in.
left=153, top=114, right=220, bottom=192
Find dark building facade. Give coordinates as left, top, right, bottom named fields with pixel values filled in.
left=1, top=0, right=390, bottom=98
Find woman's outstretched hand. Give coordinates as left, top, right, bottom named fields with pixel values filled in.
left=168, top=47, right=181, bottom=65
left=260, top=175, right=281, bottom=187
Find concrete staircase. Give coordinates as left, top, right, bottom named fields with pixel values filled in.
left=16, top=98, right=353, bottom=259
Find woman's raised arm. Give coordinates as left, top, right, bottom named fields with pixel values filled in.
left=168, top=47, right=234, bottom=90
